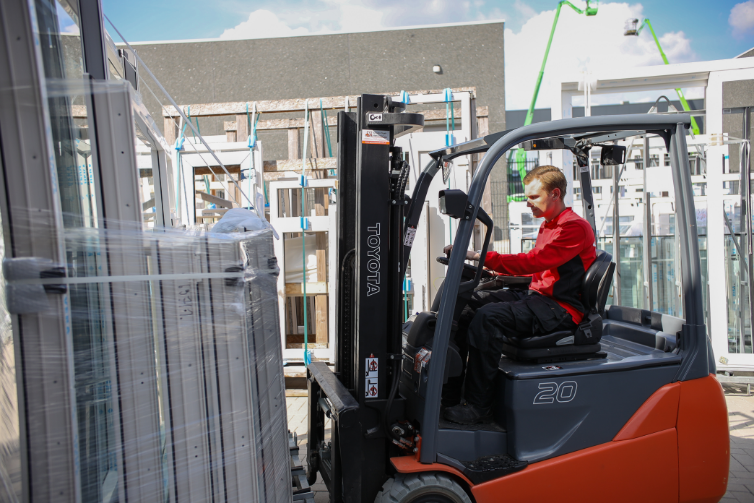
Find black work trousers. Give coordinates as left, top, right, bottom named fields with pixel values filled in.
left=443, top=288, right=577, bottom=409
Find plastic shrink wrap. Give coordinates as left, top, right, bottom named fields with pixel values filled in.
left=0, top=218, right=292, bottom=503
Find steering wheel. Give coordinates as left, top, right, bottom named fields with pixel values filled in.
left=436, top=256, right=493, bottom=281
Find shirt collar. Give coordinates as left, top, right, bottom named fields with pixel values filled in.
left=543, top=207, right=572, bottom=228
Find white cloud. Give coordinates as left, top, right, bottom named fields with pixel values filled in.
left=62, top=23, right=80, bottom=36
left=220, top=0, right=489, bottom=40
left=730, top=0, right=754, bottom=39
left=504, top=2, right=698, bottom=109
left=219, top=10, right=311, bottom=40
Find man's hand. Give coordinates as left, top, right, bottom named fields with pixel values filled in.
left=444, top=244, right=481, bottom=261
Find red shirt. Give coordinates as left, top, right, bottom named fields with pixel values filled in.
left=484, top=208, right=596, bottom=324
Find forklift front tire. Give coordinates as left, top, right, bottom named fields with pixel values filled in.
left=374, top=473, right=472, bottom=503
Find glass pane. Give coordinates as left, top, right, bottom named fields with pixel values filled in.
left=726, top=234, right=752, bottom=353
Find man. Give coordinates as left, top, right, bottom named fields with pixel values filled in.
left=443, top=165, right=596, bottom=425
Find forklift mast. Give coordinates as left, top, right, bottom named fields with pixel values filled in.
left=311, top=95, right=423, bottom=501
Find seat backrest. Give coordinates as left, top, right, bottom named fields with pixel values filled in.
left=581, top=250, right=616, bottom=315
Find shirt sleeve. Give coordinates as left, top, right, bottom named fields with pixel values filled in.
left=484, top=221, right=588, bottom=276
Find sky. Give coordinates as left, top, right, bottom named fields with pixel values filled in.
left=96, top=0, right=754, bottom=110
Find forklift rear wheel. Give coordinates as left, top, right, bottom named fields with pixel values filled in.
left=374, top=473, right=472, bottom=503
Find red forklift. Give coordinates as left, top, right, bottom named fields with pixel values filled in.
left=305, top=95, right=729, bottom=502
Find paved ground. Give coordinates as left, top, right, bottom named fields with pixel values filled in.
left=722, top=383, right=754, bottom=502
left=287, top=396, right=330, bottom=503
left=287, top=383, right=754, bottom=502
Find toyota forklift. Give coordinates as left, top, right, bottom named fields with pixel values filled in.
left=305, top=94, right=730, bottom=503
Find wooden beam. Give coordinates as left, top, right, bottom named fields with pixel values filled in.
left=288, top=129, right=300, bottom=160
left=142, top=198, right=155, bottom=211
left=193, top=165, right=241, bottom=175
left=236, top=114, right=248, bottom=140
left=80, top=101, right=488, bottom=123
left=165, top=105, right=489, bottom=140
left=226, top=131, right=237, bottom=143
left=421, top=106, right=488, bottom=122
left=309, top=110, right=325, bottom=158
left=315, top=295, right=328, bottom=344
left=264, top=158, right=336, bottom=172
left=196, top=191, right=233, bottom=209
left=285, top=297, right=295, bottom=336
left=164, top=117, right=178, bottom=146
left=206, top=107, right=488, bottom=133
left=163, top=87, right=477, bottom=117
left=285, top=282, right=327, bottom=295
left=190, top=159, right=334, bottom=173
left=163, top=108, right=489, bottom=133
left=286, top=341, right=328, bottom=349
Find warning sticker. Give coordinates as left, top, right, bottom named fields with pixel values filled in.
left=366, top=378, right=379, bottom=398
left=365, top=355, right=379, bottom=398
left=366, top=356, right=378, bottom=378
left=404, top=227, right=417, bottom=247
left=362, top=129, right=390, bottom=145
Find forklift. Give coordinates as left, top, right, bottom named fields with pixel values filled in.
left=305, top=95, right=730, bottom=503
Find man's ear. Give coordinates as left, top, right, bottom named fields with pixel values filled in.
left=550, top=188, right=561, bottom=200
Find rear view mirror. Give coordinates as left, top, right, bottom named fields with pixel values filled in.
left=600, top=145, right=626, bottom=166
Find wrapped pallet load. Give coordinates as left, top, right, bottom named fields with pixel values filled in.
left=2, top=215, right=292, bottom=503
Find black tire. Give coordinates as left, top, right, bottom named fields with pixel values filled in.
left=374, top=473, right=472, bottom=503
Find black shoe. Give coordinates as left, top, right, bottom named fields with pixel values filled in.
left=443, top=402, right=492, bottom=425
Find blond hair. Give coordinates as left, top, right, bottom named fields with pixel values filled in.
left=523, top=165, right=567, bottom=200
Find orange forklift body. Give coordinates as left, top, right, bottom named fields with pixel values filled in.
left=392, top=375, right=729, bottom=502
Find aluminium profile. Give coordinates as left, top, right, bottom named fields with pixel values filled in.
left=0, top=1, right=78, bottom=500
left=152, top=237, right=216, bottom=503
left=88, top=81, right=165, bottom=501
left=240, top=232, right=291, bottom=501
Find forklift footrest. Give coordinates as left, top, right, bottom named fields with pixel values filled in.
left=502, top=342, right=606, bottom=364
left=461, top=454, right=528, bottom=485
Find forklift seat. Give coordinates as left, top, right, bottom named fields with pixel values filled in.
left=500, top=251, right=615, bottom=363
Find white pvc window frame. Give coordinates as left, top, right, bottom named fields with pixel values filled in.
left=395, top=91, right=473, bottom=313
left=269, top=178, right=338, bottom=363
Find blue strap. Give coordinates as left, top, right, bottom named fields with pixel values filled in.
left=399, top=90, right=410, bottom=104
left=443, top=88, right=454, bottom=147
left=174, top=106, right=189, bottom=151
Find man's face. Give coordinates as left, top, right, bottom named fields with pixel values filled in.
left=525, top=178, right=562, bottom=221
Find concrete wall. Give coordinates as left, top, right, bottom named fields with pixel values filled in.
left=125, top=21, right=506, bottom=162
left=723, top=79, right=754, bottom=171
left=126, top=21, right=512, bottom=251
